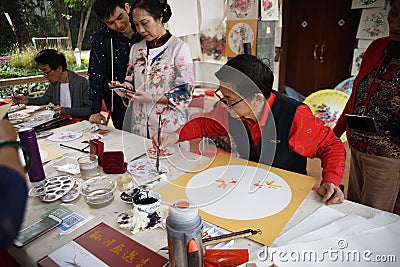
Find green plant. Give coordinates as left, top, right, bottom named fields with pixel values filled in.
left=9, top=46, right=38, bottom=69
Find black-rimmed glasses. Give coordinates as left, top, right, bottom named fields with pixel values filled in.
left=215, top=88, right=250, bottom=108
left=42, top=69, right=53, bottom=76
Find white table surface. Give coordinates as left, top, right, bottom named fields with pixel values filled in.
left=8, top=119, right=387, bottom=267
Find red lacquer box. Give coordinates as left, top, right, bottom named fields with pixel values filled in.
left=102, top=151, right=127, bottom=174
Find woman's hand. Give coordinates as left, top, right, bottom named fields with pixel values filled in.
left=108, top=81, right=134, bottom=99
left=317, top=182, right=344, bottom=205
left=152, top=131, right=179, bottom=149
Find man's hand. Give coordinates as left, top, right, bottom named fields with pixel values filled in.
left=317, top=182, right=344, bottom=205
left=89, top=113, right=106, bottom=125
left=152, top=131, right=179, bottom=149
left=12, top=95, right=29, bottom=105
left=52, top=105, right=66, bottom=114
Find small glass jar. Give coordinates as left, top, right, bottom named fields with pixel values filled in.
left=117, top=173, right=134, bottom=192
left=77, top=154, right=99, bottom=180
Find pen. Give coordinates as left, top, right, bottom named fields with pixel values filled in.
left=202, top=229, right=260, bottom=247
left=156, top=114, right=161, bottom=173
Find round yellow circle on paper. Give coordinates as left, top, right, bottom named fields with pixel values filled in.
left=303, top=89, right=349, bottom=142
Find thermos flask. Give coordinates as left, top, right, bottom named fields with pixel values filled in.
left=166, top=199, right=203, bottom=267
left=18, top=128, right=45, bottom=182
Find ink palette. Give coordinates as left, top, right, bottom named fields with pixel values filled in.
left=28, top=175, right=75, bottom=202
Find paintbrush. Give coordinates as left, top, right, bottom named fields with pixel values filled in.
left=60, top=143, right=90, bottom=153
left=10, top=89, right=21, bottom=107
left=156, top=114, right=162, bottom=173
left=202, top=229, right=260, bottom=247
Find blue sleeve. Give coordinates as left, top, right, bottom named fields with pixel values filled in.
left=0, top=166, right=28, bottom=249
left=88, top=31, right=107, bottom=114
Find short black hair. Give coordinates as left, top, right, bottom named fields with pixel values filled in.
left=34, top=49, right=67, bottom=71
left=93, top=0, right=126, bottom=20
left=215, top=54, right=274, bottom=99
left=132, top=0, right=172, bottom=23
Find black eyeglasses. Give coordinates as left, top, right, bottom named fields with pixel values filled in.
left=214, top=88, right=250, bottom=108
left=42, top=69, right=53, bottom=76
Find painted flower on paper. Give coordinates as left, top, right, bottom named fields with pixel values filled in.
left=358, top=0, right=378, bottom=5
left=363, top=12, right=387, bottom=37
left=200, top=34, right=226, bottom=60
left=262, top=0, right=273, bottom=11
left=229, top=0, right=254, bottom=18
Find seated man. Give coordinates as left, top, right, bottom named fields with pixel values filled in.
left=13, top=49, right=91, bottom=119
left=153, top=54, right=346, bottom=205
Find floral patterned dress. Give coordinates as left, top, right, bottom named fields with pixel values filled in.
left=125, top=35, right=194, bottom=138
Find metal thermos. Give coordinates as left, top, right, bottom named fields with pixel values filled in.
left=166, top=200, right=203, bottom=267
left=18, top=128, right=45, bottom=182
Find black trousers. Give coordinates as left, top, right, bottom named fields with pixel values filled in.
left=109, top=94, right=127, bottom=130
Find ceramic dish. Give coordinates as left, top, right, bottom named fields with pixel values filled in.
left=127, top=158, right=169, bottom=177
left=36, top=131, right=54, bottom=139
left=35, top=175, right=75, bottom=202
left=47, top=131, right=83, bottom=142
left=146, top=147, right=174, bottom=159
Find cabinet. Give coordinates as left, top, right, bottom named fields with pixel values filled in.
left=279, top=0, right=361, bottom=96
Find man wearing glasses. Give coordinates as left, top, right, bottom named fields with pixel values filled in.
left=153, top=54, right=346, bottom=205
left=13, top=49, right=91, bottom=119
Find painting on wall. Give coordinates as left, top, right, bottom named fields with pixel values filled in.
left=227, top=0, right=259, bottom=20
left=351, top=0, right=385, bottom=9
left=351, top=48, right=366, bottom=76
left=200, top=23, right=227, bottom=62
left=356, top=7, right=389, bottom=39
left=261, top=0, right=279, bottom=21
left=226, top=19, right=258, bottom=57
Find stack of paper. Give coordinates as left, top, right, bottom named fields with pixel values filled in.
left=243, top=206, right=400, bottom=266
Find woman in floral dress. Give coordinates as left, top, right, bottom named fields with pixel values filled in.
left=112, top=0, right=194, bottom=142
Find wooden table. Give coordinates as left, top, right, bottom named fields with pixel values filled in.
left=8, top=120, right=386, bottom=266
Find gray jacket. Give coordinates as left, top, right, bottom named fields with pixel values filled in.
left=28, top=70, right=91, bottom=119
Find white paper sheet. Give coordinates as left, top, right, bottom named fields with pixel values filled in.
left=49, top=241, right=109, bottom=267
left=340, top=212, right=399, bottom=236
left=269, top=220, right=400, bottom=266
left=199, top=0, right=225, bottom=30
left=287, top=214, right=367, bottom=244
left=169, top=0, right=199, bottom=36
left=0, top=103, right=11, bottom=119
left=272, top=206, right=345, bottom=247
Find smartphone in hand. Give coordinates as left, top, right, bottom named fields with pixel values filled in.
left=13, top=215, right=63, bottom=247
left=109, top=86, right=135, bottom=93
